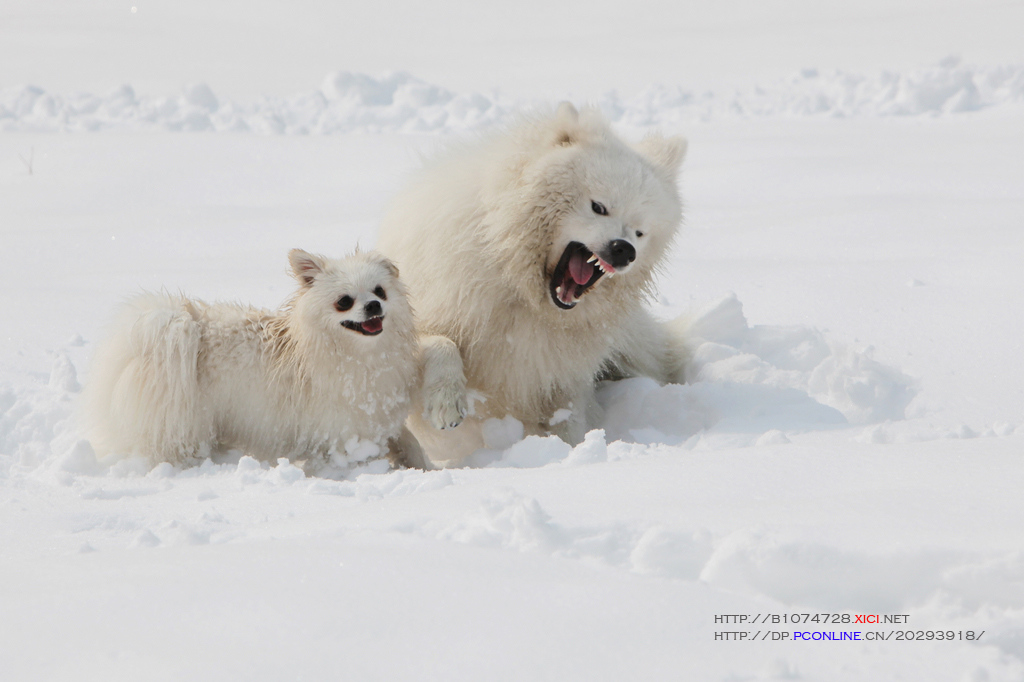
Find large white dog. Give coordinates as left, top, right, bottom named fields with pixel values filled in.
left=82, top=249, right=466, bottom=471
left=377, top=103, right=688, bottom=464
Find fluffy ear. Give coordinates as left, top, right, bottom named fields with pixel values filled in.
left=288, top=249, right=327, bottom=286
left=549, top=101, right=581, bottom=147
left=636, top=133, right=688, bottom=177
left=375, top=254, right=400, bottom=279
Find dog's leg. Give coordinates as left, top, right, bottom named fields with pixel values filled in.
left=419, top=334, right=468, bottom=431
left=387, top=426, right=434, bottom=470
left=547, top=381, right=598, bottom=446
left=601, top=308, right=690, bottom=385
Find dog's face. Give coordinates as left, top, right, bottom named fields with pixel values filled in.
left=536, top=106, right=686, bottom=311
left=288, top=249, right=405, bottom=341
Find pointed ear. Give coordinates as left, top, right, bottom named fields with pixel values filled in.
left=549, top=101, right=581, bottom=147
left=636, top=133, right=688, bottom=177
left=373, top=253, right=399, bottom=279
left=288, top=249, right=327, bottom=286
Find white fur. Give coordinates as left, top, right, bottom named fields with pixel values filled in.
left=377, top=103, right=689, bottom=464
left=82, top=249, right=465, bottom=470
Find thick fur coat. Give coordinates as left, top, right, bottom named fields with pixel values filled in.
left=376, top=103, right=688, bottom=464
left=82, top=250, right=465, bottom=470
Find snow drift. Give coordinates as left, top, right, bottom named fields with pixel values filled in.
left=2, top=58, right=1022, bottom=135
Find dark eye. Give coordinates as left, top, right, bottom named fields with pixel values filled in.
left=373, top=285, right=387, bottom=300
left=635, top=230, right=644, bottom=238
left=591, top=200, right=608, bottom=216
left=335, top=296, right=354, bottom=312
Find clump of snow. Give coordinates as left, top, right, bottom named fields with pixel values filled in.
left=3, top=59, right=1021, bottom=135
left=56, top=439, right=105, bottom=476
left=562, top=429, right=608, bottom=466
left=630, top=526, right=713, bottom=580
left=481, top=415, right=526, bottom=450
left=808, top=345, right=919, bottom=424
left=487, top=435, right=572, bottom=469
left=0, top=378, right=76, bottom=469
left=548, top=407, right=572, bottom=425
left=47, top=353, right=80, bottom=393
left=685, top=293, right=917, bottom=426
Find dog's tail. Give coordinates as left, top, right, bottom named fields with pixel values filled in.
left=82, top=292, right=209, bottom=464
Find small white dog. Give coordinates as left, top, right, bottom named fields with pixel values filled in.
left=82, top=249, right=466, bottom=471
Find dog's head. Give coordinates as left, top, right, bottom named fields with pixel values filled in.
left=288, top=249, right=410, bottom=342
left=516, top=103, right=686, bottom=311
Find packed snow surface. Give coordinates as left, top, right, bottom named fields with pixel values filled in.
left=3, top=1, right=1024, bottom=679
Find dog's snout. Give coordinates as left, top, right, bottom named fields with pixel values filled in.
left=605, top=239, right=636, bottom=269
left=364, top=300, right=382, bottom=317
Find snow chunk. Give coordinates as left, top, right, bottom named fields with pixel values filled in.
left=683, top=293, right=916, bottom=427
left=56, top=439, right=104, bottom=475
left=130, top=529, right=161, bottom=549
left=563, top=429, right=608, bottom=466
left=481, top=416, right=525, bottom=450
left=182, top=83, right=218, bottom=112
left=48, top=354, right=80, bottom=393
left=488, top=435, right=571, bottom=469
left=808, top=345, right=918, bottom=423
left=270, top=458, right=305, bottom=485
left=437, top=489, right=566, bottom=553
left=548, top=408, right=572, bottom=426
left=630, top=526, right=712, bottom=580
left=755, top=430, right=791, bottom=446
left=235, top=455, right=265, bottom=484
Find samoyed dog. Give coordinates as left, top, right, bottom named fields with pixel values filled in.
left=82, top=249, right=466, bottom=471
left=376, top=103, right=688, bottom=464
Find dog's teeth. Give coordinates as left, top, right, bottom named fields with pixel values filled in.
left=587, top=255, right=598, bottom=264
left=556, top=286, right=562, bottom=295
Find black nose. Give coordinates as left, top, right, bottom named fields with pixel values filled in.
left=364, top=300, right=382, bottom=317
left=604, top=239, right=636, bottom=269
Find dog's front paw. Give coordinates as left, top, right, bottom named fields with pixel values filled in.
left=425, top=384, right=468, bottom=430
left=419, top=334, right=468, bottom=430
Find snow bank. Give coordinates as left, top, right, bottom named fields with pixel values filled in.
left=3, top=59, right=1022, bottom=134
left=0, top=72, right=508, bottom=135
left=588, top=293, right=917, bottom=451
left=612, top=56, right=1024, bottom=124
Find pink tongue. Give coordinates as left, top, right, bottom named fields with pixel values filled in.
left=567, top=250, right=594, bottom=285
left=361, top=318, right=382, bottom=333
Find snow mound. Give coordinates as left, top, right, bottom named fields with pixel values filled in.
left=592, top=293, right=917, bottom=449
left=423, top=488, right=713, bottom=578
left=0, top=72, right=507, bottom=135
left=685, top=293, right=918, bottom=426
left=422, top=490, right=1024, bottom=621
left=612, top=56, right=1024, bottom=123
left=2, top=59, right=1021, bottom=134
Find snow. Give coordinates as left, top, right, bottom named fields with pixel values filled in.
left=4, top=59, right=1023, bottom=134
left=3, top=1, right=1024, bottom=680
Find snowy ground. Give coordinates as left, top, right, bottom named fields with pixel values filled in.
left=3, top=2, right=1024, bottom=681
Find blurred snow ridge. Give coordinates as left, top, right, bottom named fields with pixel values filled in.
left=2, top=58, right=1021, bottom=134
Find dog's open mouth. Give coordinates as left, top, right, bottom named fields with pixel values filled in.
left=342, top=316, right=384, bottom=336
left=549, top=242, right=615, bottom=309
